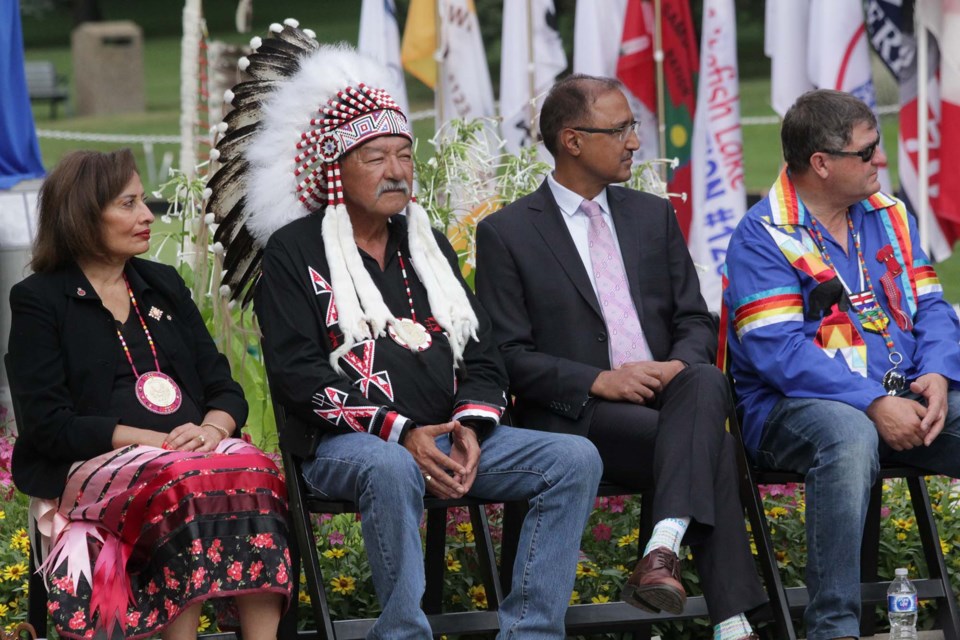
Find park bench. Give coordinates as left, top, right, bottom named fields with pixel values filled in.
left=24, top=61, right=68, bottom=119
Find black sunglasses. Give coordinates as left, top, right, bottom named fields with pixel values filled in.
left=821, top=136, right=881, bottom=163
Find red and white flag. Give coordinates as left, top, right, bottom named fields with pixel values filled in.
left=612, top=0, right=662, bottom=164
left=690, top=0, right=744, bottom=312
left=499, top=0, right=567, bottom=159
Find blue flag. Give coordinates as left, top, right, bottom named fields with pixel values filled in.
left=0, top=0, right=45, bottom=189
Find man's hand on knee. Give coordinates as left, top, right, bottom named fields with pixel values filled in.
left=403, top=422, right=469, bottom=498
left=910, top=373, right=949, bottom=445
left=591, top=363, right=663, bottom=404
left=867, top=395, right=926, bottom=451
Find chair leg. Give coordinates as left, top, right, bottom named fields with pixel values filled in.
left=499, top=500, right=527, bottom=596
left=907, top=476, right=960, bottom=640
left=423, top=507, right=447, bottom=615
left=859, top=480, right=883, bottom=637
left=738, top=478, right=797, bottom=640
left=469, top=504, right=503, bottom=609
left=27, top=532, right=47, bottom=639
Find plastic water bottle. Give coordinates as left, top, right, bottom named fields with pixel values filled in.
left=888, top=567, right=918, bottom=640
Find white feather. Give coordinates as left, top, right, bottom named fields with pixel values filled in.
left=243, top=44, right=396, bottom=247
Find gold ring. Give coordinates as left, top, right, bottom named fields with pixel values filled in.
left=424, top=474, right=432, bottom=482
left=197, top=434, right=205, bottom=445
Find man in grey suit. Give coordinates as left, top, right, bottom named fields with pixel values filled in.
left=475, top=74, right=765, bottom=640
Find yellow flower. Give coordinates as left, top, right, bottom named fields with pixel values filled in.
left=445, top=555, right=461, bottom=573
left=300, top=572, right=307, bottom=584
left=942, top=538, right=953, bottom=556
left=616, top=564, right=629, bottom=574
left=298, top=591, right=311, bottom=604
left=331, top=575, right=356, bottom=595
left=9, top=529, right=29, bottom=554
left=2, top=563, right=26, bottom=582
left=775, top=550, right=790, bottom=566
left=0, top=511, right=7, bottom=521
left=8, top=598, right=18, bottom=612
left=591, top=594, right=610, bottom=603
left=196, top=615, right=210, bottom=633
left=0, top=603, right=8, bottom=618
left=576, top=563, right=598, bottom=578
left=750, top=541, right=758, bottom=556
left=617, top=528, right=639, bottom=548
left=897, top=532, right=908, bottom=541
left=322, top=548, right=347, bottom=559
left=569, top=590, right=580, bottom=605
left=456, top=523, right=475, bottom=542
left=468, top=585, right=487, bottom=609
left=768, top=506, right=788, bottom=518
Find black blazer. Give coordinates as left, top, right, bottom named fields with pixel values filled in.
left=7, top=257, right=247, bottom=498
left=475, top=180, right=715, bottom=436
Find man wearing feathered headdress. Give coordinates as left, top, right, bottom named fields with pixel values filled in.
left=208, top=22, right=602, bottom=638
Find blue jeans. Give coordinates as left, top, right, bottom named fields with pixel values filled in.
left=756, top=390, right=960, bottom=640
left=302, top=425, right=602, bottom=639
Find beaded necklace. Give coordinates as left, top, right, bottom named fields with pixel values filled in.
left=808, top=214, right=906, bottom=394
left=117, top=274, right=183, bottom=413
left=386, top=248, right=432, bottom=352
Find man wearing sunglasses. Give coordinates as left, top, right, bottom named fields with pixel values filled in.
left=723, top=88, right=960, bottom=639
left=475, top=74, right=767, bottom=640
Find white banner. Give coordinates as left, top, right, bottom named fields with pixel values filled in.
left=437, top=0, right=496, bottom=126
left=690, top=0, right=744, bottom=312
left=765, top=0, right=813, bottom=118
left=500, top=0, right=567, bottom=159
left=358, top=0, right=409, bottom=114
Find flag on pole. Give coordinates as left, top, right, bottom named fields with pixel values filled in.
left=0, top=0, right=44, bottom=189
left=690, top=0, right=744, bottom=312
left=614, top=0, right=662, bottom=164
left=765, top=0, right=813, bottom=118
left=359, top=0, right=409, bottom=114
left=499, top=0, right=567, bottom=158
left=807, top=0, right=891, bottom=191
left=865, top=0, right=955, bottom=257
left=573, top=0, right=627, bottom=77
left=400, top=0, right=496, bottom=127
left=659, top=0, right=698, bottom=235
left=923, top=0, right=960, bottom=247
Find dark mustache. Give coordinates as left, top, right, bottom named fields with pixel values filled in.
left=376, top=179, right=410, bottom=198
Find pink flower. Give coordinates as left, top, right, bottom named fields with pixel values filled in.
left=69, top=610, right=86, bottom=630
left=249, top=560, right=263, bottom=581
left=605, top=495, right=626, bottom=513
left=592, top=523, right=612, bottom=541
left=227, top=561, right=243, bottom=582
left=47, top=601, right=60, bottom=613
left=191, top=539, right=203, bottom=555
left=328, top=531, right=345, bottom=546
left=146, top=610, right=159, bottom=627
left=191, top=567, right=206, bottom=589
left=126, top=611, right=141, bottom=627
left=164, top=598, right=179, bottom=619
left=146, top=581, right=159, bottom=595
left=881, top=506, right=892, bottom=518
left=250, top=533, right=276, bottom=549
left=277, top=562, right=288, bottom=584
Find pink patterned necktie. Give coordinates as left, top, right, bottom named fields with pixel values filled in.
left=581, top=199, right=651, bottom=367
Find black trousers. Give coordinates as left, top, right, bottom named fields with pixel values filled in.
left=588, top=363, right=767, bottom=623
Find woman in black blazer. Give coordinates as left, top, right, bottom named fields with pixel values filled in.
left=7, top=150, right=290, bottom=640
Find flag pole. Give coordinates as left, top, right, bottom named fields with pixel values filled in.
left=435, top=0, right=445, bottom=131
left=917, top=5, right=930, bottom=255
left=526, top=0, right=537, bottom=139
left=653, top=0, right=667, bottom=181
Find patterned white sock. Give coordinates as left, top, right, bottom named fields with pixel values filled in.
left=642, top=516, right=690, bottom=557
left=713, top=613, right=753, bottom=640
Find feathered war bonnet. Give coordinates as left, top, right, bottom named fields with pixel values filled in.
left=208, top=20, right=478, bottom=369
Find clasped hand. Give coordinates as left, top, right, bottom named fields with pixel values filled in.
left=403, top=421, right=479, bottom=499
left=590, top=360, right=686, bottom=404
left=867, top=373, right=949, bottom=450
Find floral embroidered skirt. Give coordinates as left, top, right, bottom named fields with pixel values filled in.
left=36, top=438, right=292, bottom=639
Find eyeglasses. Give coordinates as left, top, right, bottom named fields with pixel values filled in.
left=821, top=136, right=881, bottom=163
left=570, top=120, right=640, bottom=142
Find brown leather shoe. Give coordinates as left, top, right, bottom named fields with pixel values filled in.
left=620, top=546, right=686, bottom=614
